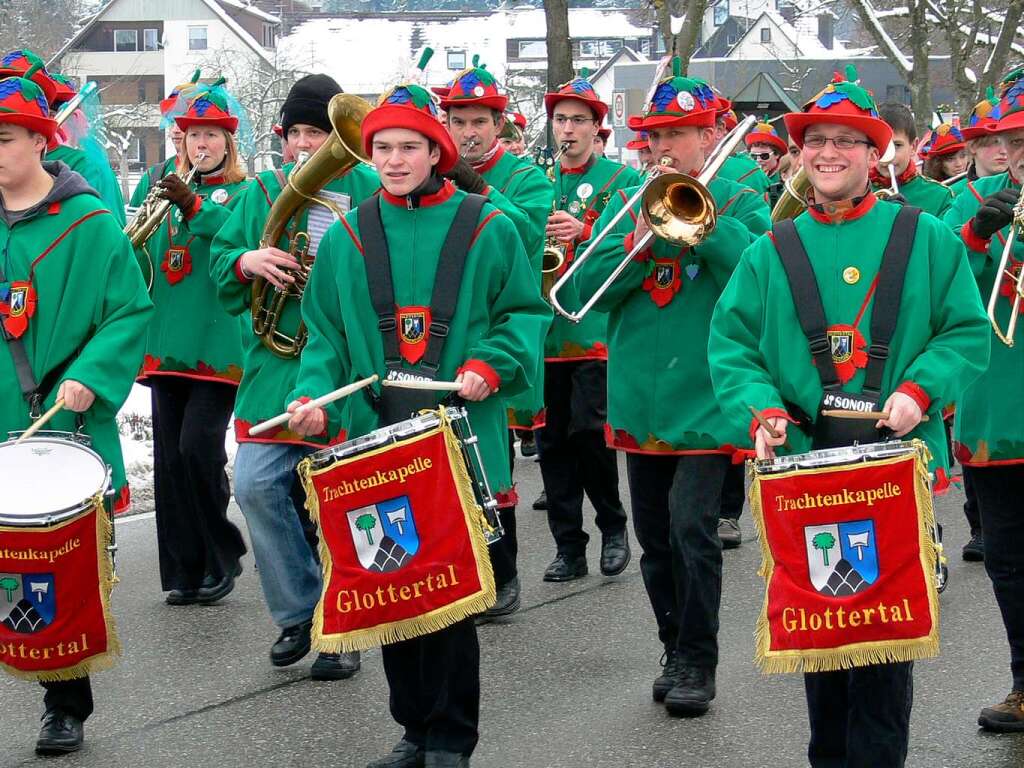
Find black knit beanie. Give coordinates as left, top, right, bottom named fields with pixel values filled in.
left=280, top=74, right=342, bottom=136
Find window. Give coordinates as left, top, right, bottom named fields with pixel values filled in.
left=126, top=136, right=141, bottom=163
left=188, top=26, right=208, bottom=51
left=760, top=27, right=771, bottom=42
left=143, top=28, right=159, bottom=51
left=263, top=23, right=276, bottom=48
left=886, top=84, right=911, bottom=103
left=114, top=29, right=138, bottom=52
left=580, top=39, right=623, bottom=58
left=518, top=39, right=547, bottom=58
left=639, top=38, right=652, bottom=55
left=714, top=1, right=729, bottom=26
left=447, top=50, right=466, bottom=70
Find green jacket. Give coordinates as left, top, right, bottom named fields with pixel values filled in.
left=577, top=176, right=771, bottom=453
left=708, top=196, right=989, bottom=486
left=475, top=145, right=552, bottom=429
left=873, top=170, right=953, bottom=218
left=130, top=157, right=177, bottom=208
left=210, top=161, right=380, bottom=445
left=0, top=163, right=152, bottom=510
left=720, top=154, right=771, bottom=197
left=943, top=173, right=1024, bottom=464
left=547, top=156, right=640, bottom=362
left=48, top=144, right=126, bottom=226
left=289, top=181, right=551, bottom=499
left=139, top=175, right=250, bottom=385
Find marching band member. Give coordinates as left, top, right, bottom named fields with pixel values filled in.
left=922, top=123, right=969, bottom=183
left=210, top=74, right=379, bottom=679
left=626, top=131, right=652, bottom=170
left=0, top=50, right=125, bottom=225
left=715, top=105, right=771, bottom=198
left=137, top=80, right=250, bottom=607
left=942, top=70, right=1024, bottom=733
left=540, top=73, right=638, bottom=583
left=872, top=104, right=954, bottom=216
left=285, top=77, right=549, bottom=768
left=594, top=125, right=611, bottom=157
left=0, top=70, right=152, bottom=754
left=949, top=87, right=1008, bottom=197
left=745, top=118, right=786, bottom=183
left=440, top=58, right=552, bottom=618
left=575, top=60, right=770, bottom=717
left=709, top=67, right=989, bottom=766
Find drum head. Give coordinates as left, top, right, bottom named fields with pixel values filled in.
left=0, top=438, right=108, bottom=525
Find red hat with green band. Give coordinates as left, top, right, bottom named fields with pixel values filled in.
left=784, top=65, right=892, bottom=151
left=721, top=108, right=738, bottom=131
left=920, top=123, right=965, bottom=157
left=545, top=69, right=608, bottom=122
left=49, top=72, right=78, bottom=107
left=961, top=86, right=999, bottom=140
left=0, top=50, right=58, bottom=106
left=989, top=68, right=1024, bottom=134
left=0, top=68, right=58, bottom=140
left=625, top=131, right=649, bottom=150
left=439, top=55, right=507, bottom=112
left=363, top=51, right=457, bottom=174
left=745, top=118, right=788, bottom=154
left=175, top=78, right=239, bottom=133
left=628, top=57, right=716, bottom=131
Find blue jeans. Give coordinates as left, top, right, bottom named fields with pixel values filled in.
left=234, top=442, right=321, bottom=629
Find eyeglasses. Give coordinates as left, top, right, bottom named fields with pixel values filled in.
left=553, top=116, right=595, bottom=127
left=749, top=151, right=773, bottom=161
left=803, top=135, right=872, bottom=150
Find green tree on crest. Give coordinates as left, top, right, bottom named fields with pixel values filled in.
left=813, top=532, right=837, bottom=566
left=356, top=514, right=377, bottom=546
left=0, top=576, right=18, bottom=602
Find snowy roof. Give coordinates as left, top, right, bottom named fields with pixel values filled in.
left=732, top=9, right=847, bottom=57
left=218, top=0, right=280, bottom=24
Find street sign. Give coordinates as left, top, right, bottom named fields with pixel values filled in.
left=612, top=91, right=626, bottom=127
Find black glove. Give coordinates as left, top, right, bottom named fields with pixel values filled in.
left=443, top=157, right=487, bottom=194
left=972, top=188, right=1019, bottom=240
left=157, top=175, right=197, bottom=214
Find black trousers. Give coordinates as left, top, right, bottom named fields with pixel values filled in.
left=40, top=676, right=93, bottom=721
left=537, top=361, right=626, bottom=557
left=961, top=466, right=981, bottom=535
left=719, top=462, right=746, bottom=522
left=965, top=464, right=1024, bottom=690
left=805, top=662, right=914, bottom=768
left=488, top=431, right=519, bottom=588
left=151, top=377, right=246, bottom=591
left=381, top=618, right=479, bottom=755
left=626, top=453, right=727, bottom=668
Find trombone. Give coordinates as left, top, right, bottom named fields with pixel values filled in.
left=987, top=185, right=1024, bottom=347
left=549, top=115, right=757, bottom=323
left=876, top=164, right=900, bottom=200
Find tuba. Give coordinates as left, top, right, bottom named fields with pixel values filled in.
left=250, top=93, right=372, bottom=358
left=770, top=166, right=812, bottom=222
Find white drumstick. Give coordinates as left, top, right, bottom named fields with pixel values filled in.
left=381, top=379, right=463, bottom=391
left=249, top=374, right=379, bottom=436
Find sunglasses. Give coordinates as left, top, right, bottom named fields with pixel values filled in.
left=749, top=151, right=774, bottom=161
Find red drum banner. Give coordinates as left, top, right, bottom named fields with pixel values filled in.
left=749, top=445, right=940, bottom=673
left=299, top=416, right=496, bottom=652
left=0, top=502, right=120, bottom=681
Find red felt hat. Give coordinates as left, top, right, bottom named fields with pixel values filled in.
left=510, top=112, right=527, bottom=131
left=627, top=58, right=716, bottom=131
left=272, top=123, right=283, bottom=138
left=961, top=86, right=999, bottom=140
left=545, top=71, right=608, bottom=122
left=921, top=123, right=965, bottom=156
left=161, top=69, right=204, bottom=126
left=175, top=79, right=239, bottom=133
left=784, top=66, right=892, bottom=151
left=0, top=50, right=58, bottom=106
left=439, top=56, right=507, bottom=112
left=597, top=126, right=611, bottom=141
left=625, top=131, right=649, bottom=150
left=721, top=109, right=738, bottom=131
left=363, top=83, right=458, bottom=174
left=0, top=72, right=57, bottom=140
left=988, top=68, right=1024, bottom=135
left=48, top=73, right=78, bottom=107
left=745, top=120, right=788, bottom=154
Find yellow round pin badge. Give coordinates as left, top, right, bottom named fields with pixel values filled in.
left=843, top=267, right=860, bottom=285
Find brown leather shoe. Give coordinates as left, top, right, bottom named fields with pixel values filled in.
left=978, top=690, right=1024, bottom=732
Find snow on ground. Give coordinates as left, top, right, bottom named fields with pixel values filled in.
left=118, top=383, right=238, bottom=517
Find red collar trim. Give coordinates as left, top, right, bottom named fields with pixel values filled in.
left=807, top=190, right=877, bottom=224
left=47, top=201, right=61, bottom=215
left=560, top=155, right=595, bottom=175
left=870, top=163, right=917, bottom=187
left=199, top=173, right=226, bottom=186
left=473, top=143, right=504, bottom=174
left=896, top=163, right=918, bottom=184
left=380, top=179, right=457, bottom=208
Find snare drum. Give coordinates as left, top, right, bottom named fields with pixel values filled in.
left=754, top=440, right=920, bottom=475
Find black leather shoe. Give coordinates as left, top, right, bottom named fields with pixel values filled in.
left=165, top=588, right=201, bottom=606
left=270, top=620, right=312, bottom=666
left=424, top=751, right=469, bottom=768
left=197, top=563, right=243, bottom=605
left=543, top=553, right=587, bottom=582
left=479, top=577, right=521, bottom=622
left=664, top=666, right=716, bottom=717
left=35, top=710, right=84, bottom=755
left=652, top=649, right=682, bottom=702
left=600, top=530, right=631, bottom=576
left=366, top=739, right=424, bottom=768
left=963, top=531, right=985, bottom=562
left=532, top=491, right=547, bottom=510
left=311, top=651, right=360, bottom=680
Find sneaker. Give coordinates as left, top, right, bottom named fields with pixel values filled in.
left=962, top=532, right=984, bottom=562
left=311, top=651, right=360, bottom=680
left=979, top=690, right=1024, bottom=732
left=718, top=518, right=742, bottom=549
left=664, top=665, right=716, bottom=717
left=652, top=649, right=683, bottom=702
left=532, top=491, right=547, bottom=511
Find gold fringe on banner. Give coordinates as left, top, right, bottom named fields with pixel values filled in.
left=1, top=497, right=122, bottom=683
left=749, top=442, right=940, bottom=674
left=299, top=408, right=496, bottom=654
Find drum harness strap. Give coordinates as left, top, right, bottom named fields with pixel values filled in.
left=771, top=206, right=921, bottom=433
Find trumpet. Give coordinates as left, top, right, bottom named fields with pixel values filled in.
left=461, top=138, right=480, bottom=158
left=987, top=184, right=1024, bottom=347
left=550, top=115, right=757, bottom=323
left=541, top=202, right=566, bottom=301
left=538, top=142, right=569, bottom=181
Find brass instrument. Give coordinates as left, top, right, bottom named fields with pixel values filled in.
left=987, top=184, right=1024, bottom=347
left=550, top=115, right=757, bottom=322
left=540, top=142, right=569, bottom=181
left=942, top=170, right=969, bottom=187
left=541, top=202, right=566, bottom=301
left=250, top=93, right=372, bottom=358
left=770, top=166, right=812, bottom=222
left=875, top=164, right=900, bottom=201
left=53, top=81, right=98, bottom=128
left=460, top=138, right=480, bottom=158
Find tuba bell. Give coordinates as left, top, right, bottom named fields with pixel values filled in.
left=250, top=93, right=372, bottom=358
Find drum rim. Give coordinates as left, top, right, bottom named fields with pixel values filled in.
left=753, top=440, right=917, bottom=474
left=309, top=408, right=464, bottom=467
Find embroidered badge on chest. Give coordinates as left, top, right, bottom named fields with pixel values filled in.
left=211, top=188, right=229, bottom=205
left=642, top=259, right=681, bottom=308
left=397, top=306, right=432, bottom=365
left=826, top=324, right=868, bottom=385
left=0, top=281, right=37, bottom=338
left=162, top=246, right=192, bottom=286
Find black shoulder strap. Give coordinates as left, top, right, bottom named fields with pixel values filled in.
left=862, top=206, right=921, bottom=395
left=771, top=219, right=841, bottom=390
left=357, top=193, right=400, bottom=369
left=421, top=193, right=487, bottom=374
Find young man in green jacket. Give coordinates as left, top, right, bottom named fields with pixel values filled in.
left=949, top=86, right=1008, bottom=199
left=540, top=74, right=638, bottom=583
left=943, top=71, right=1024, bottom=732
left=440, top=58, right=552, bottom=618
left=575, top=60, right=771, bottom=717
left=285, top=79, right=549, bottom=768
left=210, top=74, right=379, bottom=681
left=716, top=107, right=772, bottom=197
left=0, top=71, right=152, bottom=755
left=709, top=68, right=989, bottom=766
left=873, top=103, right=954, bottom=217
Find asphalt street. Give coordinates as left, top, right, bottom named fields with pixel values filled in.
left=3, top=451, right=1023, bottom=768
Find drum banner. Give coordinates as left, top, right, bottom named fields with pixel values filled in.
left=749, top=444, right=940, bottom=673
left=0, top=499, right=120, bottom=681
left=298, top=410, right=496, bottom=652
